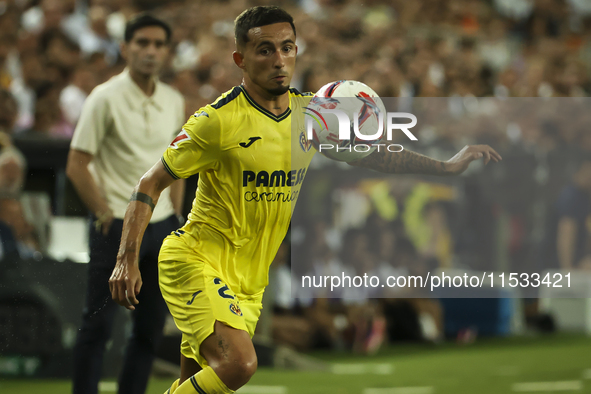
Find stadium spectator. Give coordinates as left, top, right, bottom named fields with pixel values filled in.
left=269, top=239, right=317, bottom=351
left=0, top=197, right=38, bottom=258
left=39, top=28, right=81, bottom=79
left=380, top=237, right=444, bottom=343
left=539, top=156, right=591, bottom=270
left=0, top=219, right=18, bottom=261
left=0, top=89, right=26, bottom=197
left=59, top=61, right=99, bottom=127
left=0, top=31, right=19, bottom=90
left=3, top=0, right=591, bottom=134
left=19, top=83, right=73, bottom=139
left=10, top=49, right=47, bottom=132
left=77, top=5, right=120, bottom=63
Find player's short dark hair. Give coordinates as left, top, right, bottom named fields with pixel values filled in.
left=124, top=13, right=171, bottom=43
left=234, top=6, right=296, bottom=49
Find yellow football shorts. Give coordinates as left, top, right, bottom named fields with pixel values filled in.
left=158, top=234, right=262, bottom=367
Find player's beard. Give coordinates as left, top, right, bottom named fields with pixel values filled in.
left=266, top=84, right=290, bottom=96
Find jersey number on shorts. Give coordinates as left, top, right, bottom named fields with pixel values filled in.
left=213, top=278, right=235, bottom=300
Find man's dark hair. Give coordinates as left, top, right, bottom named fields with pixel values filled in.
left=234, top=6, right=296, bottom=49
left=124, top=13, right=172, bottom=43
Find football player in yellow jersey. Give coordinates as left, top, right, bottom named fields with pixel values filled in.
left=109, top=6, right=501, bottom=394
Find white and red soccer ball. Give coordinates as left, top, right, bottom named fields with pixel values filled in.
left=306, top=80, right=386, bottom=162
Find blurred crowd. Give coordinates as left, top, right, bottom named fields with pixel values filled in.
left=270, top=213, right=445, bottom=353
left=1, top=0, right=591, bottom=353
left=1, top=0, right=591, bottom=140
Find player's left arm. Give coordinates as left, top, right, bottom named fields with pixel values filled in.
left=348, top=145, right=502, bottom=175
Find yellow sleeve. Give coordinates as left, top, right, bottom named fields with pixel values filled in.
left=161, top=108, right=220, bottom=179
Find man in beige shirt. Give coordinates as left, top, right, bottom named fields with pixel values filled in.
left=66, top=14, right=185, bottom=394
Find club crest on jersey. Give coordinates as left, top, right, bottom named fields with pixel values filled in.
left=169, top=129, right=191, bottom=149
left=299, top=131, right=312, bottom=152
left=229, top=301, right=243, bottom=317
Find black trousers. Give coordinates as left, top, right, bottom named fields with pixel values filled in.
left=72, top=215, right=178, bottom=394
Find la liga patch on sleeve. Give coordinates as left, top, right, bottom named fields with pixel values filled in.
left=169, top=128, right=191, bottom=149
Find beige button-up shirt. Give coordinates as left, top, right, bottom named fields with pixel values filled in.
left=71, top=69, right=185, bottom=222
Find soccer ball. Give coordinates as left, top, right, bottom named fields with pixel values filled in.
left=305, top=80, right=386, bottom=162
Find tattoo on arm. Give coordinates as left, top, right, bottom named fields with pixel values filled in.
left=217, top=335, right=230, bottom=359
left=351, top=149, right=447, bottom=175
left=129, top=192, right=155, bottom=211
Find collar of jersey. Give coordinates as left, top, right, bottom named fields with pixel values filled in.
left=239, top=85, right=291, bottom=122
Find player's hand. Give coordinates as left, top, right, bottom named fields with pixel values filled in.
left=109, top=257, right=142, bottom=310
left=94, top=209, right=114, bottom=236
left=444, top=145, right=502, bottom=175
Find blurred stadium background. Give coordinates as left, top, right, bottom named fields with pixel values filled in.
left=2, top=0, right=591, bottom=393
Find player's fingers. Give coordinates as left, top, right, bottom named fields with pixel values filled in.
left=487, top=149, right=499, bottom=163
left=477, top=145, right=501, bottom=164
left=483, top=149, right=491, bottom=165
left=109, top=271, right=117, bottom=291
left=112, top=276, right=133, bottom=308
left=135, top=278, right=142, bottom=296
left=491, top=148, right=503, bottom=162
left=109, top=279, right=116, bottom=298
left=108, top=268, right=122, bottom=300
left=481, top=145, right=502, bottom=162
left=110, top=281, right=121, bottom=305
left=125, top=279, right=139, bottom=307
left=124, top=289, right=137, bottom=310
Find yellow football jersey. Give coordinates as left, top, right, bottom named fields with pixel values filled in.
left=161, top=86, right=315, bottom=297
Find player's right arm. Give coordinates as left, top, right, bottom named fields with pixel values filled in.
left=109, top=160, right=176, bottom=310
left=109, top=107, right=221, bottom=310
